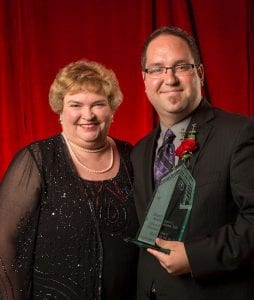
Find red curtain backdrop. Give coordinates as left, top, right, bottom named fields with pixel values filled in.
left=0, top=0, right=253, bottom=179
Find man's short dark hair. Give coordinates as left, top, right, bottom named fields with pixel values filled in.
left=141, top=26, right=201, bottom=70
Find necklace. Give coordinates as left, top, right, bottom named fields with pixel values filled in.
left=68, top=139, right=109, bottom=153
left=62, top=133, right=114, bottom=174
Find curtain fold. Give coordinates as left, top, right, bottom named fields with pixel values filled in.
left=0, top=0, right=253, bottom=179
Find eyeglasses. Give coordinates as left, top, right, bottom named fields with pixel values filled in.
left=144, top=63, right=196, bottom=79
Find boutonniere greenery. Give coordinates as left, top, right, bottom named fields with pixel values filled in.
left=175, top=123, right=198, bottom=162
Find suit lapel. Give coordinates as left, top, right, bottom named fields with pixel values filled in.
left=143, top=127, right=160, bottom=201
left=187, top=99, right=215, bottom=173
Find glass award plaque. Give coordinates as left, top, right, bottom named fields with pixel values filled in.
left=125, top=163, right=195, bottom=254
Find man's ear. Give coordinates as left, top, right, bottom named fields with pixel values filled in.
left=197, top=64, right=204, bottom=86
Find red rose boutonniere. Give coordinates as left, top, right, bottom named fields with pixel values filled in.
left=175, top=123, right=198, bottom=162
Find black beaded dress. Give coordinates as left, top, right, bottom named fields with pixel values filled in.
left=0, top=134, right=139, bottom=299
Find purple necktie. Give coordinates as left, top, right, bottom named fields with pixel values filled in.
left=154, top=129, right=175, bottom=185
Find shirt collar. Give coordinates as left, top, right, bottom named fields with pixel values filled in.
left=160, top=116, right=191, bottom=147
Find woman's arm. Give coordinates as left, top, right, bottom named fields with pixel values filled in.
left=0, top=146, right=42, bottom=299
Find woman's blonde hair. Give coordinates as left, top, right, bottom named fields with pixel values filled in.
left=49, top=59, right=123, bottom=113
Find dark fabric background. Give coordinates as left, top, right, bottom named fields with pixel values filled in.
left=0, top=0, right=253, bottom=179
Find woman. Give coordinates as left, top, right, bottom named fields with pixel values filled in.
left=0, top=60, right=139, bottom=299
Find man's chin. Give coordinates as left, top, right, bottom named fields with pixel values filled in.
left=165, top=102, right=184, bottom=113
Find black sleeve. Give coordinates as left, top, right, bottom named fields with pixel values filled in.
left=0, top=146, right=42, bottom=299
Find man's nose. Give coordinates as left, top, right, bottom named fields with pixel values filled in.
left=163, top=68, right=179, bottom=84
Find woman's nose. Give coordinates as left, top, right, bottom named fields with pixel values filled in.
left=82, top=108, right=95, bottom=119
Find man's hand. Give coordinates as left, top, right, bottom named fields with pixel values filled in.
left=147, top=238, right=191, bottom=276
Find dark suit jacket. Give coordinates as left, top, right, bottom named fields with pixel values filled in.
left=131, top=99, right=254, bottom=300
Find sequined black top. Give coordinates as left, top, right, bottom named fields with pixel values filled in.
left=0, top=134, right=139, bottom=300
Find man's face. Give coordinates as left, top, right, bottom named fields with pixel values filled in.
left=143, top=35, right=204, bottom=127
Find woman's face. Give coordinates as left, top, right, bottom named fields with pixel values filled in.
left=60, top=91, right=113, bottom=146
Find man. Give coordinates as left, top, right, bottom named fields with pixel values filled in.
left=131, top=26, right=254, bottom=299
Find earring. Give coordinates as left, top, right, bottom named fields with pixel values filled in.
left=59, top=118, right=63, bottom=124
